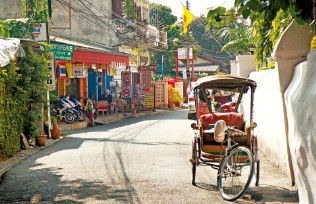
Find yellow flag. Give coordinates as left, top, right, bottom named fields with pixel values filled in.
left=183, top=6, right=194, bottom=34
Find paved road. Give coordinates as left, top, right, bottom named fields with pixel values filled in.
left=0, top=109, right=298, bottom=203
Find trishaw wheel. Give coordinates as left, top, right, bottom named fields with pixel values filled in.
left=191, top=138, right=198, bottom=186
left=255, top=160, right=260, bottom=186
left=217, top=146, right=254, bottom=201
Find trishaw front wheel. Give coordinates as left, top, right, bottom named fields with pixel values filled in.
left=217, top=146, right=254, bottom=201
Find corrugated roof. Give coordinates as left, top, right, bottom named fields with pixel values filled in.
left=179, top=64, right=219, bottom=72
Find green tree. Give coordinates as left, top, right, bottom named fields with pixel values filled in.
left=150, top=3, right=177, bottom=29
left=122, top=0, right=136, bottom=19
left=149, top=3, right=178, bottom=78
left=206, top=1, right=300, bottom=68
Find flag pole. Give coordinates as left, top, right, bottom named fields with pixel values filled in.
left=186, top=0, right=191, bottom=91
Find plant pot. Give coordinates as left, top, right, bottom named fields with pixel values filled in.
left=53, top=123, right=59, bottom=129
left=50, top=128, right=62, bottom=139
left=36, top=134, right=47, bottom=146
left=168, top=103, right=175, bottom=110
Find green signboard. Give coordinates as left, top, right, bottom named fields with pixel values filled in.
left=52, top=43, right=74, bottom=61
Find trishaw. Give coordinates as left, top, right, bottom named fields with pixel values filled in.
left=190, top=75, right=260, bottom=201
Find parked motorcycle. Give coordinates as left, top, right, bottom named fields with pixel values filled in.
left=50, top=100, right=76, bottom=124
left=62, top=94, right=85, bottom=121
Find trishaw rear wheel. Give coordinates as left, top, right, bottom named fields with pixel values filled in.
left=255, top=160, right=260, bottom=186
left=217, top=146, right=254, bottom=201
left=191, top=138, right=198, bottom=185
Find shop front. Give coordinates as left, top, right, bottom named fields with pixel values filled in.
left=51, top=38, right=129, bottom=105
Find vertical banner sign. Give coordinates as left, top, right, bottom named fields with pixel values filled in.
left=143, top=86, right=155, bottom=110
left=135, top=83, right=145, bottom=111
left=47, top=52, right=56, bottom=90
left=121, top=71, right=131, bottom=98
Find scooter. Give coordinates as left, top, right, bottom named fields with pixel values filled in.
left=60, top=95, right=85, bottom=121
left=50, top=100, right=76, bottom=124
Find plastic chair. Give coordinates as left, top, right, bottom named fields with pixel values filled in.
left=98, top=100, right=108, bottom=115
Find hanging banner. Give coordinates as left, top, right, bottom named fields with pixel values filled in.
left=47, top=52, right=56, bottom=90
left=121, top=71, right=131, bottom=98
left=58, top=63, right=67, bottom=79
left=72, top=63, right=87, bottom=78
left=65, top=63, right=74, bottom=78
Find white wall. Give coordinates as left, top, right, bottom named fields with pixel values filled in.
left=236, top=21, right=313, bottom=189
left=230, top=60, right=237, bottom=76
left=247, top=70, right=289, bottom=176
left=285, top=54, right=316, bottom=204
left=236, top=55, right=256, bottom=77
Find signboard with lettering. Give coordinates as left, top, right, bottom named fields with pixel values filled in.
left=52, top=43, right=74, bottom=61
left=139, top=63, right=158, bottom=72
left=143, top=86, right=155, bottom=110
left=47, top=52, right=56, bottom=90
left=72, top=63, right=84, bottom=77
left=177, top=48, right=193, bottom=60
left=32, top=23, right=48, bottom=41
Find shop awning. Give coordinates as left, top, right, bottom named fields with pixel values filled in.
left=73, top=49, right=129, bottom=65
left=50, top=36, right=130, bottom=65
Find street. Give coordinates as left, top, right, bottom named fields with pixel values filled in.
left=0, top=109, right=298, bottom=203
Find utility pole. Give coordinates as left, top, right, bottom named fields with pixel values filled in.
left=161, top=54, right=164, bottom=79
left=186, top=0, right=191, bottom=92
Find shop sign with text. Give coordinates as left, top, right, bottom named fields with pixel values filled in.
left=52, top=43, right=74, bottom=61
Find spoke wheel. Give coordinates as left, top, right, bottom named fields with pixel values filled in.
left=64, top=112, right=75, bottom=124
left=191, top=138, right=198, bottom=185
left=255, top=160, right=260, bottom=186
left=217, top=146, right=254, bottom=201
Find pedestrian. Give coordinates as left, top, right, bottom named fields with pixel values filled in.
left=86, top=99, right=95, bottom=126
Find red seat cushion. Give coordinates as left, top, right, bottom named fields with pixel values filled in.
left=200, top=112, right=244, bottom=130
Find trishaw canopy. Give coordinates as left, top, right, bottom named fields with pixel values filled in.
left=193, top=75, right=257, bottom=92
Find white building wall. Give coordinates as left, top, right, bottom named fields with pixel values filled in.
left=284, top=57, right=316, bottom=204
left=236, top=55, right=256, bottom=77
left=247, top=70, right=288, bottom=175
left=230, top=60, right=237, bottom=76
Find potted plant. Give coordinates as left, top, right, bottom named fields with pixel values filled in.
left=50, top=116, right=62, bottom=139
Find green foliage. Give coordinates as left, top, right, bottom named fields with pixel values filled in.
left=206, top=1, right=303, bottom=68
left=0, top=42, right=50, bottom=160
left=150, top=3, right=177, bottom=29
left=190, top=16, right=234, bottom=67
left=5, top=19, right=34, bottom=38
left=168, top=84, right=183, bottom=105
left=0, top=0, right=50, bottom=160
left=149, top=4, right=179, bottom=77
left=0, top=62, right=25, bottom=159
left=122, top=0, right=136, bottom=19
left=2, top=0, right=49, bottom=39
left=0, top=21, right=9, bottom=37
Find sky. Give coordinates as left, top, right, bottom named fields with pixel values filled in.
left=150, top=0, right=235, bottom=20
